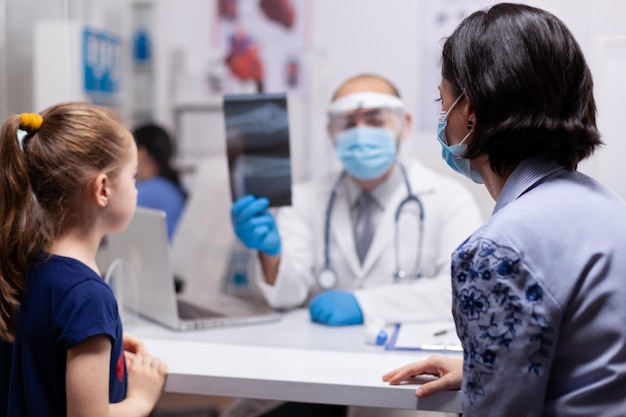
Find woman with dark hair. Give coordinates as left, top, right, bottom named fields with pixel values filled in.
left=384, top=3, right=626, bottom=416
left=133, top=123, right=186, bottom=240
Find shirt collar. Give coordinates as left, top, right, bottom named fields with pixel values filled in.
left=494, top=157, right=569, bottom=214
left=345, top=163, right=404, bottom=211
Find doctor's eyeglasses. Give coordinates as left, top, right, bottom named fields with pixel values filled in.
left=328, top=107, right=403, bottom=136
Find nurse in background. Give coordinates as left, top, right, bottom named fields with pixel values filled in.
left=133, top=123, right=186, bottom=240
left=230, top=73, right=483, bottom=327
left=384, top=4, right=626, bottom=416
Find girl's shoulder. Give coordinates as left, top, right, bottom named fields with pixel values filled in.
left=29, top=254, right=105, bottom=292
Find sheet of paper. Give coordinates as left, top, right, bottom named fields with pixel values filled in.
left=386, top=320, right=462, bottom=352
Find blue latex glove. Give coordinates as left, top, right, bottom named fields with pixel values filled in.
left=309, top=290, right=364, bottom=326
left=231, top=195, right=281, bottom=256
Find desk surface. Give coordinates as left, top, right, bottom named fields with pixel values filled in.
left=125, top=308, right=463, bottom=413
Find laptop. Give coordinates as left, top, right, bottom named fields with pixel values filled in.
left=98, top=207, right=281, bottom=330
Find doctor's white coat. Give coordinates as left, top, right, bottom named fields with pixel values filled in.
left=252, top=157, right=483, bottom=324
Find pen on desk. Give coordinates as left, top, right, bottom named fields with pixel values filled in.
left=433, top=329, right=449, bottom=337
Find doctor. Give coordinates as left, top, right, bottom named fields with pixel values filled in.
left=231, top=73, right=483, bottom=326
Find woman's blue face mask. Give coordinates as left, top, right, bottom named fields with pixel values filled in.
left=335, top=126, right=396, bottom=180
left=436, top=92, right=483, bottom=184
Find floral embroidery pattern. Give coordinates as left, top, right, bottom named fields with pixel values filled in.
left=451, top=238, right=554, bottom=405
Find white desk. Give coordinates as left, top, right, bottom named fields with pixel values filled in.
left=125, top=309, right=462, bottom=413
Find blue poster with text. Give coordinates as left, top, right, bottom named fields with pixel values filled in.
left=83, top=28, right=120, bottom=95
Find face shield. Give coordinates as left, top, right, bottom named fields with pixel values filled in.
left=327, top=92, right=406, bottom=139
left=327, top=92, right=406, bottom=180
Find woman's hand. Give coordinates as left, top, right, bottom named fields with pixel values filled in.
left=383, top=356, right=463, bottom=398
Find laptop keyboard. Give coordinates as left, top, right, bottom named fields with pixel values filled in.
left=177, top=299, right=224, bottom=320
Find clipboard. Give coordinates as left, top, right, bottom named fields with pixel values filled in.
left=385, top=321, right=463, bottom=352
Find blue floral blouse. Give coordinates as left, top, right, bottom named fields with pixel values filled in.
left=451, top=158, right=626, bottom=417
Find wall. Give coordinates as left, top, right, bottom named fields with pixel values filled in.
left=153, top=0, right=626, bottom=220
left=309, top=0, right=626, bottom=218
left=2, top=0, right=126, bottom=117
left=4, top=0, right=626, bottom=220
left=4, top=0, right=69, bottom=116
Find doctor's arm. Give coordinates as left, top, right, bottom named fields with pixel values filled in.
left=236, top=188, right=318, bottom=309
left=231, top=195, right=282, bottom=285
left=259, top=252, right=280, bottom=285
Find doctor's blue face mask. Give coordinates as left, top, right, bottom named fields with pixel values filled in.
left=436, top=92, right=483, bottom=184
left=335, top=126, right=397, bottom=180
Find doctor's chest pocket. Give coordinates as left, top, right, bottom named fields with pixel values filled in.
left=395, top=203, right=437, bottom=277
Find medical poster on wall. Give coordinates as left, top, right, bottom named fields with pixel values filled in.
left=418, top=0, right=492, bottom=131
left=83, top=27, right=120, bottom=102
left=215, top=0, right=308, bottom=95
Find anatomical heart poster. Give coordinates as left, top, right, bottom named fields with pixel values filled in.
left=217, top=0, right=309, bottom=95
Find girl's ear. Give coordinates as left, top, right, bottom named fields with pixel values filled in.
left=92, top=173, right=110, bottom=208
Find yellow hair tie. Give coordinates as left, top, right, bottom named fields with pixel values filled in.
left=20, top=113, right=43, bottom=132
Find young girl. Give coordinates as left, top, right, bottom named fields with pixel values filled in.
left=0, top=102, right=168, bottom=416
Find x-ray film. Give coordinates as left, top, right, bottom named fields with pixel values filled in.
left=223, top=93, right=292, bottom=207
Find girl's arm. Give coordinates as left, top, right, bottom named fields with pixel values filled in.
left=66, top=335, right=167, bottom=417
left=123, top=332, right=148, bottom=355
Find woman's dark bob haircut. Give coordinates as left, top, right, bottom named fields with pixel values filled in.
left=442, top=3, right=602, bottom=174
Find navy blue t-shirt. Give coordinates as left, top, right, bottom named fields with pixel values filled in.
left=0, top=254, right=127, bottom=416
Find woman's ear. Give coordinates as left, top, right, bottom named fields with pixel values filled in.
left=462, top=98, right=476, bottom=127
left=92, top=173, right=110, bottom=208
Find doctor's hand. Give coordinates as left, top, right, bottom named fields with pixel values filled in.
left=383, top=356, right=463, bottom=398
left=309, top=290, right=364, bottom=326
left=231, top=195, right=281, bottom=256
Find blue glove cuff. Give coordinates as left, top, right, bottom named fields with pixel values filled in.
left=260, top=238, right=281, bottom=256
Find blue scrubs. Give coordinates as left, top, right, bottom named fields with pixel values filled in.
left=137, top=176, right=186, bottom=240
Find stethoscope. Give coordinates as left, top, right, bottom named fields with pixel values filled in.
left=316, top=163, right=425, bottom=290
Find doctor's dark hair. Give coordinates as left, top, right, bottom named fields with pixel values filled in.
left=132, top=123, right=183, bottom=188
left=441, top=3, right=602, bottom=174
left=0, top=102, right=130, bottom=342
